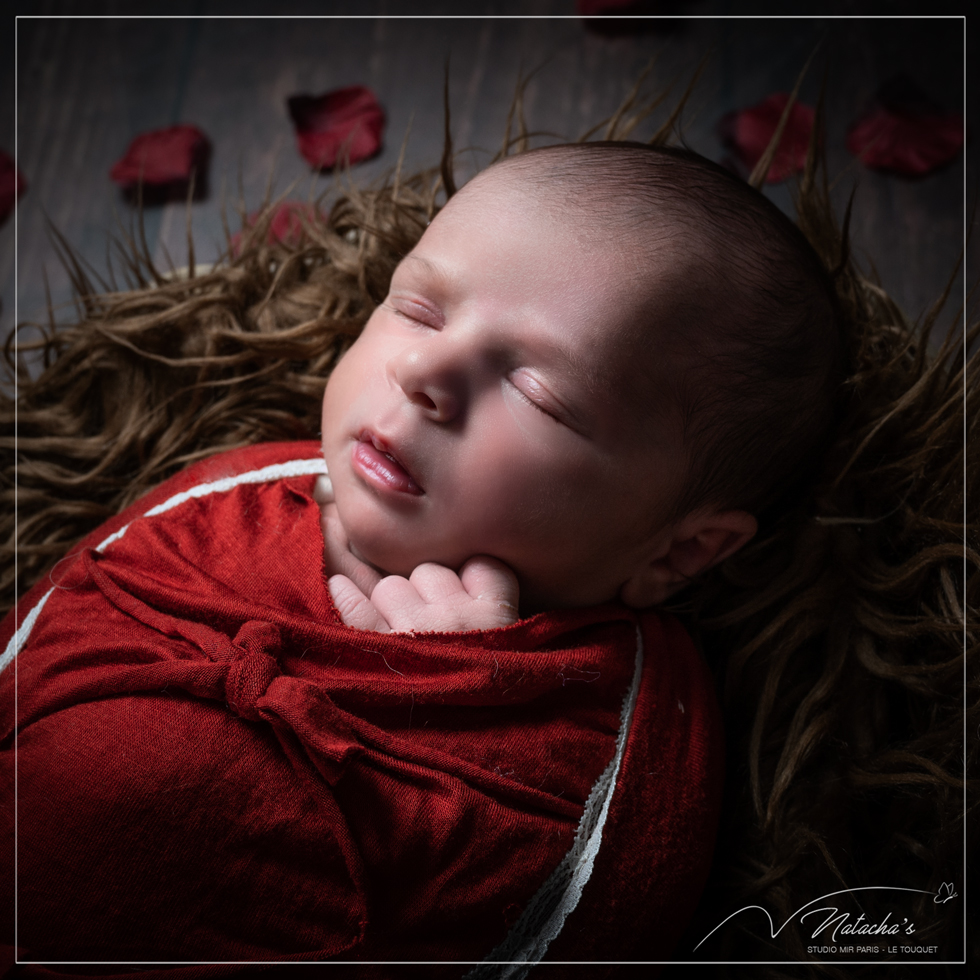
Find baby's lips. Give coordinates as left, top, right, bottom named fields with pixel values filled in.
left=357, top=431, right=424, bottom=495
left=109, top=124, right=211, bottom=187
left=287, top=86, right=386, bottom=170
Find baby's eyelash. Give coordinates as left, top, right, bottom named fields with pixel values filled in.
left=387, top=301, right=440, bottom=329
left=511, top=378, right=562, bottom=423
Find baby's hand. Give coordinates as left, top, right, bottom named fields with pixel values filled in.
left=329, top=556, right=519, bottom=633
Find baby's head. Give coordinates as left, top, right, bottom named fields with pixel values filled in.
left=321, top=143, right=841, bottom=612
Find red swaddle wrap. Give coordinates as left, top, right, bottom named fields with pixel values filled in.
left=1, top=442, right=722, bottom=971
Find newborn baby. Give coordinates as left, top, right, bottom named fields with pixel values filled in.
left=1, top=141, right=842, bottom=969
left=319, top=142, right=839, bottom=632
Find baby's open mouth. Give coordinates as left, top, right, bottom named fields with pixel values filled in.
left=352, top=432, right=424, bottom=495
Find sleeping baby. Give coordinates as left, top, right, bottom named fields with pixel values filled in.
left=320, top=142, right=838, bottom=631
left=1, top=142, right=841, bottom=973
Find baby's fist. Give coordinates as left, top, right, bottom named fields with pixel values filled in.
left=329, top=556, right=519, bottom=633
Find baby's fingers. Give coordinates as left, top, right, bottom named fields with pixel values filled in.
left=366, top=560, right=520, bottom=633
left=329, top=574, right=391, bottom=632
left=460, top=556, right=520, bottom=624
left=407, top=562, right=469, bottom=604
left=369, top=574, right=434, bottom=631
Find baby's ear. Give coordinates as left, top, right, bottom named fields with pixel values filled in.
left=619, top=508, right=757, bottom=609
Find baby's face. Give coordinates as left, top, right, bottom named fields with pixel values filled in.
left=321, top=170, right=686, bottom=610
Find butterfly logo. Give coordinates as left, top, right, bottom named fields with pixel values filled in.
left=933, top=883, right=958, bottom=904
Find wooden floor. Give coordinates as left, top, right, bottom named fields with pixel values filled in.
left=2, top=4, right=967, bottom=359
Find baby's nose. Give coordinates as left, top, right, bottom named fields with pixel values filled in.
left=390, top=345, right=463, bottom=423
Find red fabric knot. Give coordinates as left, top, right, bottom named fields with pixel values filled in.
left=224, top=620, right=283, bottom=721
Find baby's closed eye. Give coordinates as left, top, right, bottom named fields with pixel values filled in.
left=509, top=370, right=565, bottom=423
left=386, top=294, right=444, bottom=330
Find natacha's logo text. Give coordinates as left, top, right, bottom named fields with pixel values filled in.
left=694, top=884, right=958, bottom=956
left=803, top=909, right=913, bottom=944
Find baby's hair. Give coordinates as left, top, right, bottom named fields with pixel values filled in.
left=490, top=143, right=844, bottom=521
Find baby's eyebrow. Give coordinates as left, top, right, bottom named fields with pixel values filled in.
left=396, top=252, right=456, bottom=289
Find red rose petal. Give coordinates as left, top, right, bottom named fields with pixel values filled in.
left=267, top=200, right=317, bottom=246
left=229, top=201, right=320, bottom=256
left=0, top=149, right=27, bottom=225
left=110, top=125, right=210, bottom=187
left=847, top=106, right=963, bottom=176
left=719, top=92, right=815, bottom=184
left=287, top=86, right=385, bottom=170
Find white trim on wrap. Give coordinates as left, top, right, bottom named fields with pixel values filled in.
left=464, top=626, right=645, bottom=978
left=2, top=456, right=328, bottom=675
left=143, top=458, right=327, bottom=518
left=94, top=523, right=133, bottom=553
left=0, top=587, right=53, bottom=676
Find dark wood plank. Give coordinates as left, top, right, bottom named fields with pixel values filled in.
left=4, top=9, right=966, bottom=359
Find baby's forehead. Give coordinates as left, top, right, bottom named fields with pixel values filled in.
left=470, top=158, right=699, bottom=276
left=466, top=164, right=689, bottom=338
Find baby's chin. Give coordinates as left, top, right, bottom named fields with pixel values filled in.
left=344, top=525, right=458, bottom=580
left=346, top=538, right=411, bottom=578
left=332, top=498, right=623, bottom=613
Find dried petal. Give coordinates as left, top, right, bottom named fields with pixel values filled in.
left=847, top=78, right=963, bottom=176
left=287, top=86, right=385, bottom=170
left=110, top=124, right=210, bottom=187
left=0, top=149, right=27, bottom=225
left=230, top=201, right=319, bottom=256
left=719, top=92, right=815, bottom=184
